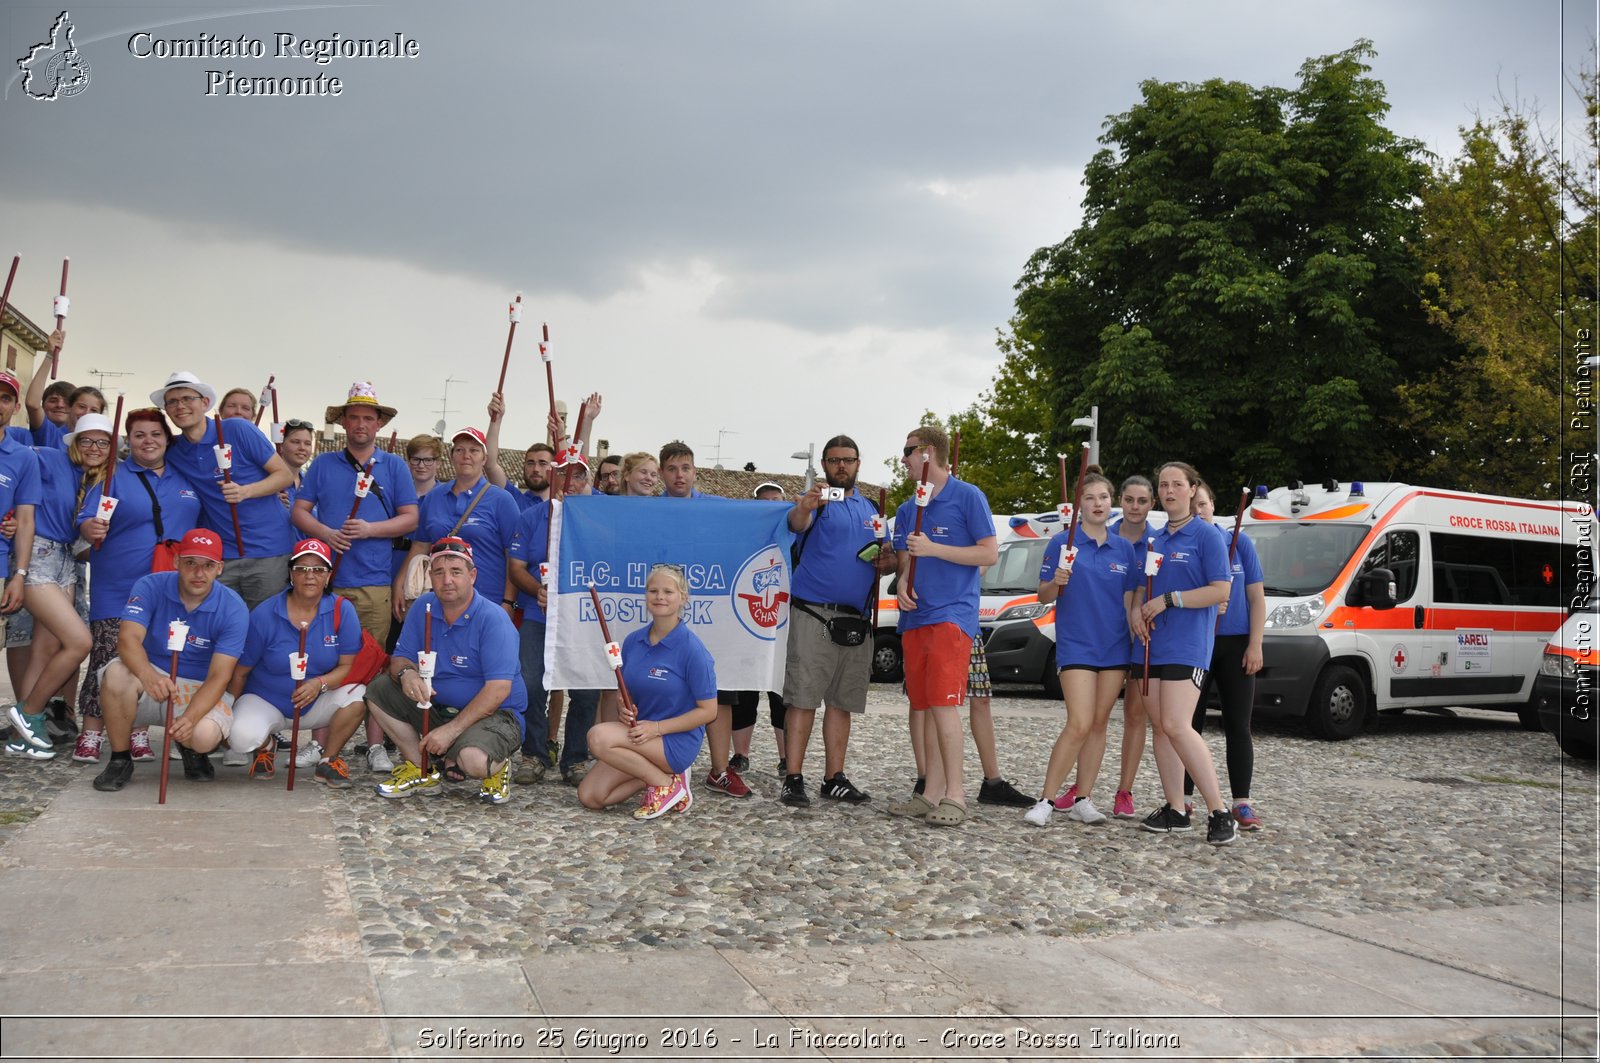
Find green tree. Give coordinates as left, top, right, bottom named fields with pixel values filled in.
left=1013, top=41, right=1443, bottom=492
left=877, top=334, right=1064, bottom=513
left=1400, top=71, right=1598, bottom=495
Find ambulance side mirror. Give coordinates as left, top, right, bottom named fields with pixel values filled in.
left=1351, top=568, right=1397, bottom=610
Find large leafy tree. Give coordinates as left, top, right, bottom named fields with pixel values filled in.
left=1014, top=41, right=1443, bottom=492
left=1400, top=70, right=1598, bottom=496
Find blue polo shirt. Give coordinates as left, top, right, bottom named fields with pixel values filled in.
left=238, top=592, right=362, bottom=712
left=1110, top=520, right=1153, bottom=665
left=31, top=418, right=66, bottom=450
left=620, top=621, right=717, bottom=774
left=0, top=432, right=41, bottom=570
left=891, top=476, right=993, bottom=638
left=121, top=571, right=249, bottom=681
left=32, top=446, right=95, bottom=543
left=415, top=478, right=520, bottom=602
left=167, top=418, right=294, bottom=560
left=507, top=499, right=551, bottom=623
left=78, top=461, right=203, bottom=622
left=296, top=449, right=417, bottom=590
left=1148, top=517, right=1231, bottom=668
left=395, top=589, right=529, bottom=737
left=1039, top=525, right=1140, bottom=668
left=1212, top=524, right=1264, bottom=638
left=791, top=491, right=879, bottom=609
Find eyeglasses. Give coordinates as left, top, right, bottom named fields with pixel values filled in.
left=408, top=455, right=438, bottom=464
left=822, top=456, right=858, bottom=467
left=291, top=565, right=329, bottom=575
left=75, top=438, right=112, bottom=451
left=283, top=418, right=314, bottom=433
left=902, top=445, right=928, bottom=457
left=163, top=394, right=204, bottom=410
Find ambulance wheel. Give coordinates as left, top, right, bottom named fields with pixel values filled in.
left=1041, top=664, right=1062, bottom=700
left=1307, top=665, right=1368, bottom=740
left=872, top=633, right=903, bottom=684
left=1557, top=729, right=1597, bottom=760
left=1517, top=707, right=1542, bottom=731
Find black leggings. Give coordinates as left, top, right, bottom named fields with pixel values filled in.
left=1183, top=633, right=1255, bottom=799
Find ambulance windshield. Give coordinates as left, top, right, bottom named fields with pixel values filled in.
left=1247, top=523, right=1369, bottom=597
left=983, top=538, right=1051, bottom=595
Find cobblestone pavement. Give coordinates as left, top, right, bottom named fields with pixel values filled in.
left=12, top=685, right=1592, bottom=967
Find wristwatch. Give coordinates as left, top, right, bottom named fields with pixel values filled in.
left=11, top=568, right=26, bottom=579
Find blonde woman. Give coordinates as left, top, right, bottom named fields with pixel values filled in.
left=578, top=564, right=717, bottom=819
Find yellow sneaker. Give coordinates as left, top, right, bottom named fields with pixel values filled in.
left=374, top=759, right=440, bottom=799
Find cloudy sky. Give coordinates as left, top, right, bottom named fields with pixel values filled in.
left=0, top=1, right=1590, bottom=482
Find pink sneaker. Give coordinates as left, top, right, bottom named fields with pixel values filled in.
left=129, top=730, right=155, bottom=762
left=635, top=773, right=691, bottom=820
left=671, top=773, right=693, bottom=814
left=71, top=729, right=104, bottom=763
left=1112, top=790, right=1136, bottom=818
left=1052, top=782, right=1079, bottom=812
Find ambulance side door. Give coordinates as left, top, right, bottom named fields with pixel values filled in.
left=1355, top=528, right=1432, bottom=707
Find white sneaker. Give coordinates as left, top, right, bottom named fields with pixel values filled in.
left=367, top=745, right=394, bottom=773
left=295, top=739, right=324, bottom=769
left=1067, top=796, right=1108, bottom=824
left=1023, top=798, right=1053, bottom=827
left=221, top=748, right=250, bottom=767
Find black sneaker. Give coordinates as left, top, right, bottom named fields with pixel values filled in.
left=820, top=773, right=870, bottom=803
left=729, top=753, right=750, bottom=774
left=1139, top=803, right=1192, bottom=833
left=1206, top=809, right=1238, bottom=845
left=780, top=773, right=810, bottom=807
left=977, top=777, right=1035, bottom=808
left=92, top=757, right=134, bottom=792
left=776, top=758, right=788, bottom=777
left=178, top=744, right=214, bottom=781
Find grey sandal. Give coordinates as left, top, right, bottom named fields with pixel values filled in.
left=925, top=798, right=968, bottom=827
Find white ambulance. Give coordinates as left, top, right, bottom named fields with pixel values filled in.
left=1242, top=480, right=1593, bottom=739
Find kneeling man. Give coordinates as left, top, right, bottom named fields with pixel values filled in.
left=364, top=537, right=528, bottom=804
left=93, top=529, right=249, bottom=791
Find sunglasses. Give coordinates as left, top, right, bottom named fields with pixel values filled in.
left=283, top=419, right=315, bottom=433
left=429, top=538, right=474, bottom=561
left=903, top=445, right=929, bottom=457
left=291, top=565, right=329, bottom=575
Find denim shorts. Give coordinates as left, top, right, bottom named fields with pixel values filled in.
left=24, top=539, right=77, bottom=591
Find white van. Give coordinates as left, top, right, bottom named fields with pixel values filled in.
left=1242, top=480, right=1593, bottom=738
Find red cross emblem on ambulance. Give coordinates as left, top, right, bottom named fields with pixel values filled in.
left=1392, top=646, right=1407, bottom=673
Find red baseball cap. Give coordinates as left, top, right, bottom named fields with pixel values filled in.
left=428, top=536, right=475, bottom=565
left=451, top=427, right=487, bottom=449
left=290, top=538, right=333, bottom=566
left=177, top=528, right=224, bottom=563
left=0, top=371, right=18, bottom=399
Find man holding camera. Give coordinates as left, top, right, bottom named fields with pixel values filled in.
left=779, top=435, right=895, bottom=807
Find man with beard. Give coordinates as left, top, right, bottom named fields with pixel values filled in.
left=293, top=383, right=420, bottom=772
left=779, top=436, right=895, bottom=807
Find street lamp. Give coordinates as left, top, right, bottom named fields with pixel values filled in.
left=791, top=444, right=817, bottom=493
left=1070, top=405, right=1100, bottom=467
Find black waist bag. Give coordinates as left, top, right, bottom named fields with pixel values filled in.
left=796, top=601, right=872, bottom=647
